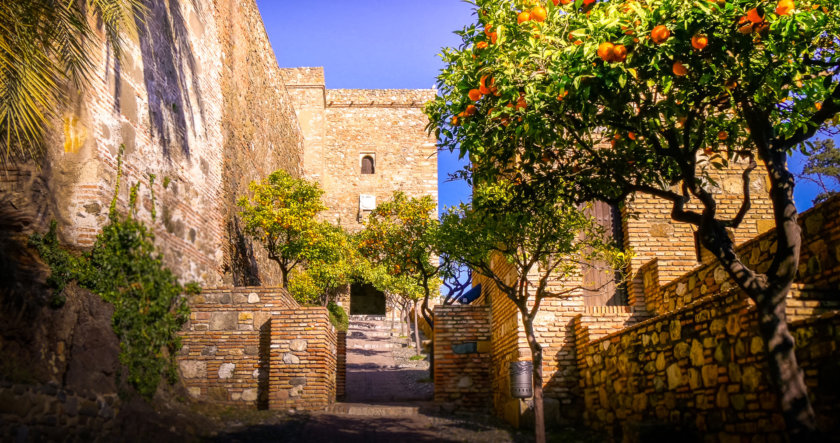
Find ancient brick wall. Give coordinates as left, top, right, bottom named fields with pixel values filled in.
left=624, top=157, right=775, bottom=295
left=642, top=195, right=840, bottom=318
left=336, top=331, right=347, bottom=400
left=574, top=196, right=840, bottom=440
left=269, top=309, right=337, bottom=410
left=1, top=0, right=304, bottom=288
left=178, top=287, right=299, bottom=406
left=433, top=305, right=492, bottom=411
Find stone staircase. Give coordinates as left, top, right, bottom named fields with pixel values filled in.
left=346, top=315, right=403, bottom=351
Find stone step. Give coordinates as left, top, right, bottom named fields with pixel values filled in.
left=346, top=330, right=394, bottom=339
left=329, top=403, right=421, bottom=417
left=347, top=342, right=403, bottom=350
left=348, top=315, right=387, bottom=322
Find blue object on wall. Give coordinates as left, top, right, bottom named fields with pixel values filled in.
left=458, top=284, right=482, bottom=305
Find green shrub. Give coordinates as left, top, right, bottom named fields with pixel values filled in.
left=327, top=301, right=348, bottom=332
left=30, top=148, right=197, bottom=398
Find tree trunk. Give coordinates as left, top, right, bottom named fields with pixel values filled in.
left=280, top=266, right=289, bottom=290
left=412, top=301, right=422, bottom=355
left=523, top=316, right=546, bottom=443
left=756, top=288, right=817, bottom=438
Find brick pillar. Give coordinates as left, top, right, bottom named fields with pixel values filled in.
left=336, top=331, right=346, bottom=400
left=268, top=308, right=337, bottom=410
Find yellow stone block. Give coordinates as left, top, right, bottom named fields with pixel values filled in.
left=476, top=340, right=491, bottom=354
left=63, top=114, right=86, bottom=153
left=239, top=312, right=254, bottom=322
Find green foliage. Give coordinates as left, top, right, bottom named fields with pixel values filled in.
left=439, top=179, right=629, bottom=305
left=327, top=301, right=348, bottom=332
left=0, top=0, right=144, bottom=165
left=800, top=139, right=840, bottom=204
left=427, top=0, right=840, bottom=200
left=237, top=170, right=328, bottom=285
left=29, top=154, right=196, bottom=398
left=409, top=355, right=425, bottom=361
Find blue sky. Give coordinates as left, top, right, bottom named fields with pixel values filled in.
left=255, top=0, right=829, bottom=213
left=256, top=0, right=475, bottom=214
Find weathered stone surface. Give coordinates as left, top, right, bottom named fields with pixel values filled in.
left=290, top=377, right=307, bottom=387
left=209, top=312, right=238, bottom=331
left=666, top=364, right=683, bottom=389
left=283, top=353, right=300, bottom=364
left=218, top=363, right=236, bottom=379
left=241, top=388, right=258, bottom=402
left=290, top=339, right=308, bottom=352
left=248, top=292, right=260, bottom=303
left=690, top=339, right=705, bottom=367
left=669, top=320, right=681, bottom=341
left=180, top=361, right=207, bottom=379
left=457, top=376, right=473, bottom=388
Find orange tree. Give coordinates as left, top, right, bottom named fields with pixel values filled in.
left=358, top=191, right=443, bottom=328
left=426, top=0, right=839, bottom=436
left=237, top=170, right=327, bottom=288
left=438, top=179, right=627, bottom=443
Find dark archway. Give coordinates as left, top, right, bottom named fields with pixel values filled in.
left=350, top=283, right=385, bottom=315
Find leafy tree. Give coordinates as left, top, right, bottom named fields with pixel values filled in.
left=358, top=191, right=444, bottom=329
left=0, top=0, right=142, bottom=165
left=237, top=170, right=326, bottom=288
left=438, top=179, right=627, bottom=443
left=799, top=138, right=840, bottom=204
left=287, top=223, right=359, bottom=306
left=427, top=0, right=839, bottom=435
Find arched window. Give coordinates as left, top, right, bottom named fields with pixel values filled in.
left=361, top=155, right=375, bottom=174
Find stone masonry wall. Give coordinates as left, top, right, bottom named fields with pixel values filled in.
left=323, top=89, right=438, bottom=232
left=433, top=305, right=492, bottom=411
left=1, top=0, right=304, bottom=289
left=178, top=287, right=299, bottom=407
left=0, top=381, right=119, bottom=442
left=269, top=309, right=337, bottom=411
left=574, top=196, right=840, bottom=440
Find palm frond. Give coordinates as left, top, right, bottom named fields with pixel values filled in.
left=0, top=0, right=145, bottom=167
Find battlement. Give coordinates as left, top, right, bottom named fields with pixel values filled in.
left=326, top=89, right=436, bottom=108
left=279, top=67, right=325, bottom=87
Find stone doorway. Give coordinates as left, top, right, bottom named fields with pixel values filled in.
left=349, top=283, right=386, bottom=316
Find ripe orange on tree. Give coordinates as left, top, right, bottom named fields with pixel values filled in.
left=612, top=44, right=627, bottom=62
left=531, top=6, right=547, bottom=22
left=476, top=41, right=489, bottom=50
left=465, top=104, right=477, bottom=116
left=469, top=89, right=482, bottom=101
left=597, top=42, right=615, bottom=61
left=673, top=61, right=688, bottom=76
left=746, top=8, right=764, bottom=23
left=718, top=131, right=729, bottom=140
left=776, top=0, right=794, bottom=15
left=651, top=25, right=670, bottom=44
left=691, top=34, right=708, bottom=50
left=518, top=11, right=531, bottom=24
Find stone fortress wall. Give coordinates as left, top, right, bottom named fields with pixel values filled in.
left=436, top=195, right=840, bottom=439
left=280, top=68, right=439, bottom=233
left=0, top=0, right=305, bottom=289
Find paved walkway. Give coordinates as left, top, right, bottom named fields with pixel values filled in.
left=345, top=314, right=432, bottom=402
left=209, top=315, right=529, bottom=442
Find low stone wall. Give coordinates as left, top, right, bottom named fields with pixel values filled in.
left=644, top=195, right=840, bottom=317
left=269, top=309, right=337, bottom=410
left=0, top=381, right=119, bottom=441
left=433, top=305, right=492, bottom=411
left=576, top=289, right=840, bottom=441
left=178, top=287, right=337, bottom=410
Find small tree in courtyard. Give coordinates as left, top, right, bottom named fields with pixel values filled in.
left=287, top=223, right=359, bottom=306
left=358, top=192, right=444, bottom=329
left=438, top=180, right=627, bottom=443
left=237, top=170, right=326, bottom=288
left=427, top=0, right=840, bottom=435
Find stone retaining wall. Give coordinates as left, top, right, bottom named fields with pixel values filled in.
left=178, top=287, right=337, bottom=410
left=0, top=381, right=118, bottom=441
left=433, top=305, right=492, bottom=411
left=576, top=290, right=840, bottom=441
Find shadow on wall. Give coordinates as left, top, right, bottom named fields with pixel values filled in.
left=126, top=0, right=206, bottom=161
left=258, top=319, right=271, bottom=410
left=226, top=216, right=261, bottom=287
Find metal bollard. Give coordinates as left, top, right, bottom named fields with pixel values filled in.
left=509, top=361, right=533, bottom=398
